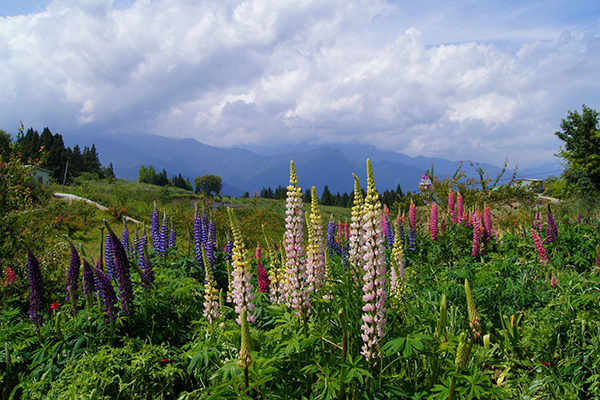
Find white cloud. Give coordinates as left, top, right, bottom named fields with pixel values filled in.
left=0, top=0, right=599, bottom=167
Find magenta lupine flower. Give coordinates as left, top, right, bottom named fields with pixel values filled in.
left=448, top=190, right=456, bottom=223
left=5, top=267, right=17, bottom=286
left=483, top=204, right=492, bottom=240
left=105, top=221, right=135, bottom=317
left=91, top=258, right=119, bottom=322
left=457, top=193, right=464, bottom=224
left=550, top=274, right=559, bottom=287
left=430, top=203, right=438, bottom=241
left=66, top=242, right=81, bottom=315
left=151, top=201, right=159, bottom=250
left=546, top=204, right=558, bottom=244
left=530, top=228, right=549, bottom=266
left=344, top=220, right=349, bottom=241
left=472, top=211, right=482, bottom=257
left=228, top=208, right=256, bottom=324
left=409, top=200, right=416, bottom=230
left=27, top=250, right=44, bottom=330
left=256, top=245, right=270, bottom=294
left=306, top=187, right=325, bottom=293
left=360, top=160, right=387, bottom=365
left=440, top=218, right=446, bottom=234
left=337, top=220, right=342, bottom=242
left=283, top=161, right=311, bottom=318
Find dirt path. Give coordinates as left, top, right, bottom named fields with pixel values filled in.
left=54, top=193, right=142, bottom=224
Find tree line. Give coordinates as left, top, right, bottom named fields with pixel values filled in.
left=15, top=126, right=114, bottom=182
left=138, top=165, right=223, bottom=196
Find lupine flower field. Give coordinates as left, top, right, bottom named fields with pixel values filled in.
left=2, top=159, right=600, bottom=400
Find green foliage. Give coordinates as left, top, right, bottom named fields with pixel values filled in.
left=194, top=174, right=223, bottom=197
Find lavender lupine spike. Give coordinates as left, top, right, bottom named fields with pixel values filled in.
left=256, top=245, right=271, bottom=294
left=91, top=258, right=119, bottom=322
left=430, top=203, right=439, bottom=241
left=104, top=233, right=117, bottom=282
left=105, top=220, right=135, bottom=317
left=532, top=208, right=542, bottom=231
left=65, top=241, right=81, bottom=315
left=397, top=214, right=405, bottom=246
left=122, top=219, right=132, bottom=259
left=456, top=193, right=464, bottom=224
left=228, top=208, right=256, bottom=324
left=283, top=161, right=311, bottom=318
left=151, top=201, right=159, bottom=250
left=546, top=204, right=558, bottom=244
left=408, top=226, right=417, bottom=252
left=27, top=250, right=44, bottom=330
left=348, top=174, right=364, bottom=274
left=81, top=252, right=96, bottom=298
left=530, top=228, right=549, bottom=266
left=169, top=219, right=177, bottom=249
left=448, top=189, right=456, bottom=223
left=202, top=245, right=220, bottom=323
left=202, top=207, right=209, bottom=251
left=326, top=214, right=343, bottom=257
left=204, top=212, right=216, bottom=270
left=306, top=187, right=325, bottom=293
left=225, top=232, right=234, bottom=302
left=472, top=210, right=482, bottom=257
left=360, top=159, right=387, bottom=365
left=159, top=209, right=169, bottom=257
left=193, top=204, right=205, bottom=270
left=139, top=227, right=154, bottom=290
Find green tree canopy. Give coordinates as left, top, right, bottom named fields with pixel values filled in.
left=555, top=105, right=600, bottom=193
left=194, top=174, right=222, bottom=196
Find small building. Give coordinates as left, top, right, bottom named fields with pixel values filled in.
left=31, top=167, right=52, bottom=185
left=419, top=175, right=432, bottom=191
left=511, top=178, right=545, bottom=193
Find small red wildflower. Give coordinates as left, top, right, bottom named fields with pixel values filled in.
left=160, top=358, right=171, bottom=363
left=51, top=302, right=61, bottom=309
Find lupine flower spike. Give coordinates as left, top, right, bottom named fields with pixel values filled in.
left=546, top=204, right=558, bottom=244
left=159, top=209, right=169, bottom=257
left=256, top=244, right=271, bottom=294
left=430, top=203, right=438, bottom=241
left=408, top=200, right=417, bottom=251
left=472, top=210, right=482, bottom=257
left=194, top=203, right=204, bottom=270
left=27, top=250, right=44, bottom=330
left=349, top=174, right=364, bottom=275
left=448, top=190, right=456, bottom=223
left=456, top=193, right=464, bottom=224
left=306, top=187, right=325, bottom=293
left=360, top=159, right=387, bottom=365
left=122, top=218, right=132, bottom=259
left=104, top=233, right=117, bottom=282
left=105, top=220, right=135, bottom=317
left=283, top=161, right=310, bottom=318
left=89, top=257, right=119, bottom=322
left=389, top=221, right=405, bottom=308
left=151, top=201, right=159, bottom=250
left=65, top=238, right=81, bottom=315
left=326, top=214, right=342, bottom=258
left=228, top=208, right=256, bottom=324
left=202, top=245, right=220, bottom=323
left=464, top=279, right=481, bottom=337
left=530, top=228, right=549, bottom=266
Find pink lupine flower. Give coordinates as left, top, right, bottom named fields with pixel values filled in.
left=409, top=200, right=416, bottom=229
left=448, top=190, right=456, bottom=223
left=530, top=228, right=549, bottom=266
left=284, top=161, right=311, bottom=318
left=344, top=219, right=349, bottom=241
left=472, top=211, right=481, bottom=257
left=256, top=245, right=270, bottom=294
left=5, top=267, right=17, bottom=286
left=550, top=274, right=559, bottom=287
left=337, top=220, right=342, bottom=242
left=430, top=203, right=438, bottom=241
left=360, top=160, right=387, bottom=365
left=457, top=193, right=464, bottom=224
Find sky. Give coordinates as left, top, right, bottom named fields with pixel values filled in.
left=1, top=0, right=599, bottom=168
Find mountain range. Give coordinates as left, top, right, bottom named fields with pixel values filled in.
left=63, top=132, right=563, bottom=197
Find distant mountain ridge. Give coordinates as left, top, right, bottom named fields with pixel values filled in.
left=63, top=132, right=562, bottom=197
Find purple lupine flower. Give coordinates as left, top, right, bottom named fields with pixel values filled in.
left=327, top=215, right=343, bottom=257
left=105, top=233, right=117, bottom=282
left=472, top=210, right=482, bottom=257
left=430, top=203, right=438, bottom=241
left=105, top=221, right=135, bottom=317
left=228, top=208, right=256, bottom=324
left=159, top=210, right=168, bottom=257
left=202, top=210, right=209, bottom=250
left=448, top=190, right=456, bottom=223
left=66, top=242, right=81, bottom=315
left=225, top=233, right=233, bottom=263
left=151, top=202, right=159, bottom=250
left=532, top=208, right=542, bottom=231
left=204, top=213, right=216, bottom=270
left=122, top=219, right=132, bottom=259
left=546, top=204, right=558, bottom=244
left=256, top=245, right=270, bottom=294
left=283, top=161, right=311, bottom=318
left=194, top=204, right=205, bottom=269
left=169, top=220, right=177, bottom=249
left=91, top=258, right=119, bottom=322
left=530, top=228, right=549, bottom=266
left=385, top=216, right=394, bottom=250
left=398, top=215, right=405, bottom=246
left=360, top=159, right=387, bottom=365
left=138, top=228, right=154, bottom=290
left=408, top=227, right=417, bottom=251
left=456, top=193, right=464, bottom=224
left=82, top=257, right=95, bottom=294
left=27, top=250, right=44, bottom=330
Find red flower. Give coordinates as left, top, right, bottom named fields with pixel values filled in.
left=51, top=302, right=61, bottom=309
left=160, top=358, right=171, bottom=363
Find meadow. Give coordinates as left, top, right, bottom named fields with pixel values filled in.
left=1, top=159, right=599, bottom=400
